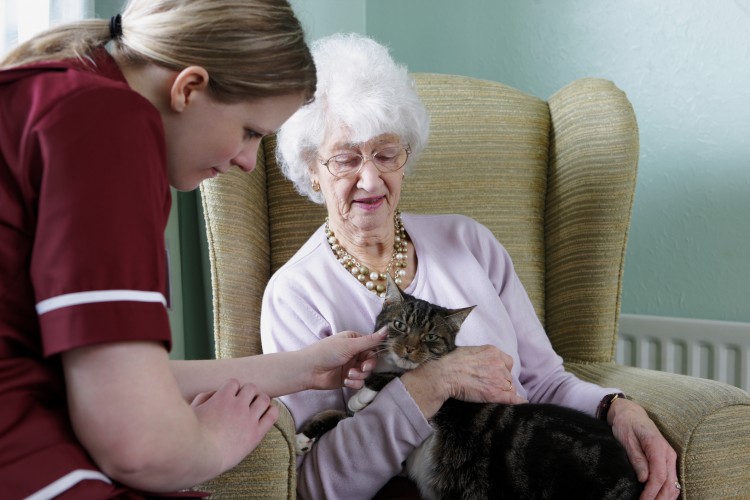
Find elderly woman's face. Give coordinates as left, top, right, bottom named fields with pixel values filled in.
left=313, top=131, right=405, bottom=238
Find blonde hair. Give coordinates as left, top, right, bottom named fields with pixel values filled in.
left=1, top=0, right=316, bottom=103
left=276, top=33, right=430, bottom=204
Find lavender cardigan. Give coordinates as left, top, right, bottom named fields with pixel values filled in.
left=261, top=213, right=617, bottom=499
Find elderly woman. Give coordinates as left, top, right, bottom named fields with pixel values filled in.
left=261, top=33, right=678, bottom=500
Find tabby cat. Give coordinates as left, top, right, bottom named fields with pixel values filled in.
left=296, top=278, right=642, bottom=500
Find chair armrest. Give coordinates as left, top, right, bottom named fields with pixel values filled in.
left=567, top=362, right=750, bottom=499
left=193, top=400, right=297, bottom=499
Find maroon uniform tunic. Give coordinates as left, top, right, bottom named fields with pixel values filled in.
left=0, top=50, right=174, bottom=499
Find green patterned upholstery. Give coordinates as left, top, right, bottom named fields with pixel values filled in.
left=197, top=74, right=750, bottom=499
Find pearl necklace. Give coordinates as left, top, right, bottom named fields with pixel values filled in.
left=325, top=211, right=408, bottom=297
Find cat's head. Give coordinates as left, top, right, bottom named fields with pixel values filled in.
left=374, top=276, right=475, bottom=370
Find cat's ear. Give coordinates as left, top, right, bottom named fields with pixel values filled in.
left=383, top=274, right=404, bottom=306
left=445, top=305, right=475, bottom=331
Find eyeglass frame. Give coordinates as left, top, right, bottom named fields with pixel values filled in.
left=318, top=144, right=411, bottom=179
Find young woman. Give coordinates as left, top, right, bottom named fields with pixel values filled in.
left=0, top=2, right=382, bottom=498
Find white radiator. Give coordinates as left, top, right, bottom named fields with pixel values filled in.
left=617, top=314, right=750, bottom=392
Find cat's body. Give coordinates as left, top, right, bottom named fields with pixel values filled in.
left=408, top=399, right=640, bottom=499
left=296, top=278, right=642, bottom=500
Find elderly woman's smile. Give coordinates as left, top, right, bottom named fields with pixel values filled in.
left=353, top=195, right=386, bottom=209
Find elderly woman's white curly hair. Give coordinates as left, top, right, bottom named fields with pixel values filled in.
left=276, top=33, right=430, bottom=204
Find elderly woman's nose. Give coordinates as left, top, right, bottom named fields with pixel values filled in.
left=357, top=159, right=383, bottom=185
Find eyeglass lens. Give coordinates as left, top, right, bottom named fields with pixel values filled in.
left=325, top=146, right=408, bottom=177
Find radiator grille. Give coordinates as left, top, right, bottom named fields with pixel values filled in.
left=616, top=314, right=750, bottom=392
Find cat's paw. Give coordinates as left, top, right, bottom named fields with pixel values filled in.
left=295, top=432, right=314, bottom=455
left=347, top=387, right=379, bottom=413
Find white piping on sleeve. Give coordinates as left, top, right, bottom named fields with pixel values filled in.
left=36, top=290, right=167, bottom=315
left=25, top=469, right=112, bottom=500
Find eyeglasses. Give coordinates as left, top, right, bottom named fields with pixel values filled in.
left=319, top=145, right=411, bottom=178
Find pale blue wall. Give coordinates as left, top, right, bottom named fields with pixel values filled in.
left=291, top=0, right=366, bottom=39
left=293, top=0, right=750, bottom=323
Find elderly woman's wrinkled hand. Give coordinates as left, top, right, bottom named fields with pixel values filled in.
left=607, top=398, right=680, bottom=500
left=438, top=345, right=527, bottom=405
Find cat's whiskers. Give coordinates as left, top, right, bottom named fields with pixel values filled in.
left=373, top=346, right=391, bottom=357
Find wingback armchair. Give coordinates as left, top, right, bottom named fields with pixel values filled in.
left=196, top=74, right=750, bottom=499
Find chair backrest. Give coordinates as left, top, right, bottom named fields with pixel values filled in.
left=201, top=74, right=638, bottom=364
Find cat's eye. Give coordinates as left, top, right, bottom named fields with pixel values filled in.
left=393, top=320, right=406, bottom=331
left=425, top=334, right=438, bottom=342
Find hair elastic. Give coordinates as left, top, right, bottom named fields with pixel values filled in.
left=109, top=14, right=123, bottom=40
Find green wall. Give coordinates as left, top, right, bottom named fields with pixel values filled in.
left=294, top=0, right=750, bottom=323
